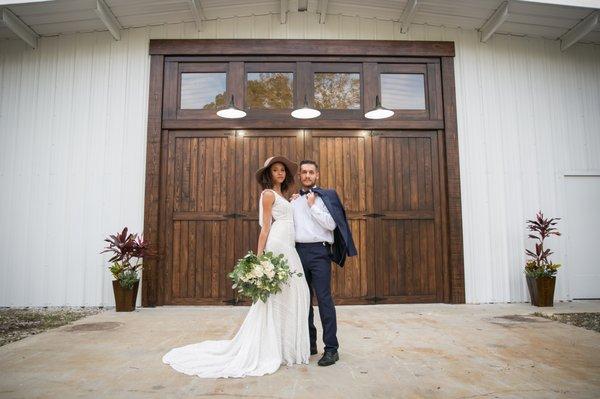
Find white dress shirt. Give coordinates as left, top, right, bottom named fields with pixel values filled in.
left=291, top=187, right=337, bottom=244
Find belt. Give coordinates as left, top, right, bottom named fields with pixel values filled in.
left=295, top=241, right=332, bottom=247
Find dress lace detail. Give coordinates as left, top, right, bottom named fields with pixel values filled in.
left=162, top=189, right=310, bottom=378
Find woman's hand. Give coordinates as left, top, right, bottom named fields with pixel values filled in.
left=290, top=193, right=300, bottom=201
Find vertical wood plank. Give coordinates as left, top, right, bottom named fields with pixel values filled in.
left=172, top=221, right=180, bottom=297
left=441, top=56, right=466, bottom=304
left=142, top=54, right=163, bottom=307
left=180, top=221, right=188, bottom=297
left=162, top=61, right=178, bottom=119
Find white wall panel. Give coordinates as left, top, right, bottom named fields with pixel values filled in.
left=0, top=12, right=599, bottom=306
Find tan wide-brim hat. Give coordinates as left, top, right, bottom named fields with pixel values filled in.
left=255, top=156, right=298, bottom=183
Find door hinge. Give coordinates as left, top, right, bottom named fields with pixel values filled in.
left=222, top=298, right=239, bottom=305
left=366, top=296, right=386, bottom=303
left=363, top=213, right=385, bottom=218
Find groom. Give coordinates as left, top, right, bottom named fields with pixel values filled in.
left=291, top=160, right=357, bottom=366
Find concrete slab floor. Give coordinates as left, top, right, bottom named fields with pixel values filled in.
left=1, top=300, right=599, bottom=399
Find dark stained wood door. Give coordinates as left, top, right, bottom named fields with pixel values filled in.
left=164, top=131, right=237, bottom=305
left=371, top=131, right=443, bottom=303
left=304, top=130, right=376, bottom=304
left=233, top=130, right=304, bottom=300
left=163, top=129, right=444, bottom=305
left=143, top=40, right=465, bottom=308
left=164, top=130, right=304, bottom=305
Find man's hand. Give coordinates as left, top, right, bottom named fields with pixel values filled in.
left=307, top=191, right=316, bottom=207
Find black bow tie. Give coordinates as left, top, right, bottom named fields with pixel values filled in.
left=300, top=187, right=321, bottom=196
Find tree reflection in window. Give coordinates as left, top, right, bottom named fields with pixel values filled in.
left=181, top=73, right=227, bottom=110
left=246, top=72, right=294, bottom=109
left=314, top=73, right=360, bottom=109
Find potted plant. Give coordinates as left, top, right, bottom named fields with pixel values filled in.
left=101, top=227, right=153, bottom=311
left=524, top=211, right=563, bottom=307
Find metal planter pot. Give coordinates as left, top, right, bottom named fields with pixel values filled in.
left=112, top=280, right=139, bottom=311
left=526, top=275, right=556, bottom=307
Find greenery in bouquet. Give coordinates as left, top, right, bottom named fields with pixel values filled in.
left=229, top=251, right=303, bottom=303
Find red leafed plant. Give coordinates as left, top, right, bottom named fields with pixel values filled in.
left=100, top=227, right=155, bottom=289
left=524, top=211, right=562, bottom=278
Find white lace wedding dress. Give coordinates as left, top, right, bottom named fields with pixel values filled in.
left=162, top=189, right=311, bottom=378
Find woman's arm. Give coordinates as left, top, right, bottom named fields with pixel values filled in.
left=257, top=190, right=275, bottom=256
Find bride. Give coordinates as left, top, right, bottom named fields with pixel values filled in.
left=162, top=156, right=311, bottom=378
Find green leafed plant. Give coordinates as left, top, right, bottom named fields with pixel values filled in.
left=524, top=211, right=563, bottom=278
left=101, top=227, right=155, bottom=289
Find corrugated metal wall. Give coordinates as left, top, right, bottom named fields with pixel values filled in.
left=1, top=12, right=599, bottom=306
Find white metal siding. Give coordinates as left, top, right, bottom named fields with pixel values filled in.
left=1, top=12, right=599, bottom=306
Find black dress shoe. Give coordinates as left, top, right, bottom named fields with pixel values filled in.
left=310, top=347, right=318, bottom=355
left=317, top=350, right=339, bottom=366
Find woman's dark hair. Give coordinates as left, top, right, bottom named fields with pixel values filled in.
left=259, top=162, right=295, bottom=192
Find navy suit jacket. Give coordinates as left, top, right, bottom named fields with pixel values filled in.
left=310, top=187, right=358, bottom=267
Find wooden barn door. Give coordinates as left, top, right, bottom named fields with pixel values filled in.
left=143, top=40, right=464, bottom=307
left=304, top=130, right=376, bottom=304
left=232, top=130, right=304, bottom=304
left=371, top=131, right=443, bottom=303
left=163, top=129, right=444, bottom=305
left=304, top=130, right=443, bottom=304
left=164, top=130, right=304, bottom=305
left=164, top=131, right=237, bottom=305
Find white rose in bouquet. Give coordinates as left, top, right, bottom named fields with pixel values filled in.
left=252, top=265, right=264, bottom=278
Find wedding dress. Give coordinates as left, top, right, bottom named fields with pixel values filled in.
left=162, top=189, right=311, bottom=378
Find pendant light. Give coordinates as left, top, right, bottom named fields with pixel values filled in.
left=364, top=95, right=394, bottom=119
left=217, top=95, right=246, bottom=119
left=291, top=95, right=321, bottom=119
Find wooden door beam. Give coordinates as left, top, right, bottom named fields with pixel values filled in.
left=149, top=39, right=455, bottom=57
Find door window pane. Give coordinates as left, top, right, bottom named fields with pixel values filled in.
left=314, top=73, right=360, bottom=109
left=180, top=72, right=227, bottom=109
left=246, top=72, right=294, bottom=109
left=380, top=74, right=425, bottom=110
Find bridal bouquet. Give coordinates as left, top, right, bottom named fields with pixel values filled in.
left=229, top=251, right=303, bottom=303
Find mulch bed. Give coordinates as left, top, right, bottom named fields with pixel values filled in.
left=532, top=312, right=600, bottom=333
left=0, top=307, right=105, bottom=347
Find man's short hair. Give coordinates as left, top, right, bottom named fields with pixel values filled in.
left=299, top=160, right=319, bottom=170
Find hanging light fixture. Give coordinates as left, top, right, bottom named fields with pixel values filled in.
left=217, top=95, right=246, bottom=119
left=291, top=95, right=321, bottom=119
left=364, top=95, right=394, bottom=119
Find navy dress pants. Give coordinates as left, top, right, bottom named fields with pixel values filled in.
left=295, top=242, right=339, bottom=352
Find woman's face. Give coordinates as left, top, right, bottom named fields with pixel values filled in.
left=270, top=162, right=286, bottom=184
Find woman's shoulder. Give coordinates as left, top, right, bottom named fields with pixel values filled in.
left=260, top=189, right=277, bottom=201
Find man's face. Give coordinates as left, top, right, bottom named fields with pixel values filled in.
left=299, top=163, right=319, bottom=188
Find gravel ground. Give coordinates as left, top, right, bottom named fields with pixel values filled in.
left=533, top=311, right=600, bottom=333
left=0, top=307, right=106, bottom=347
